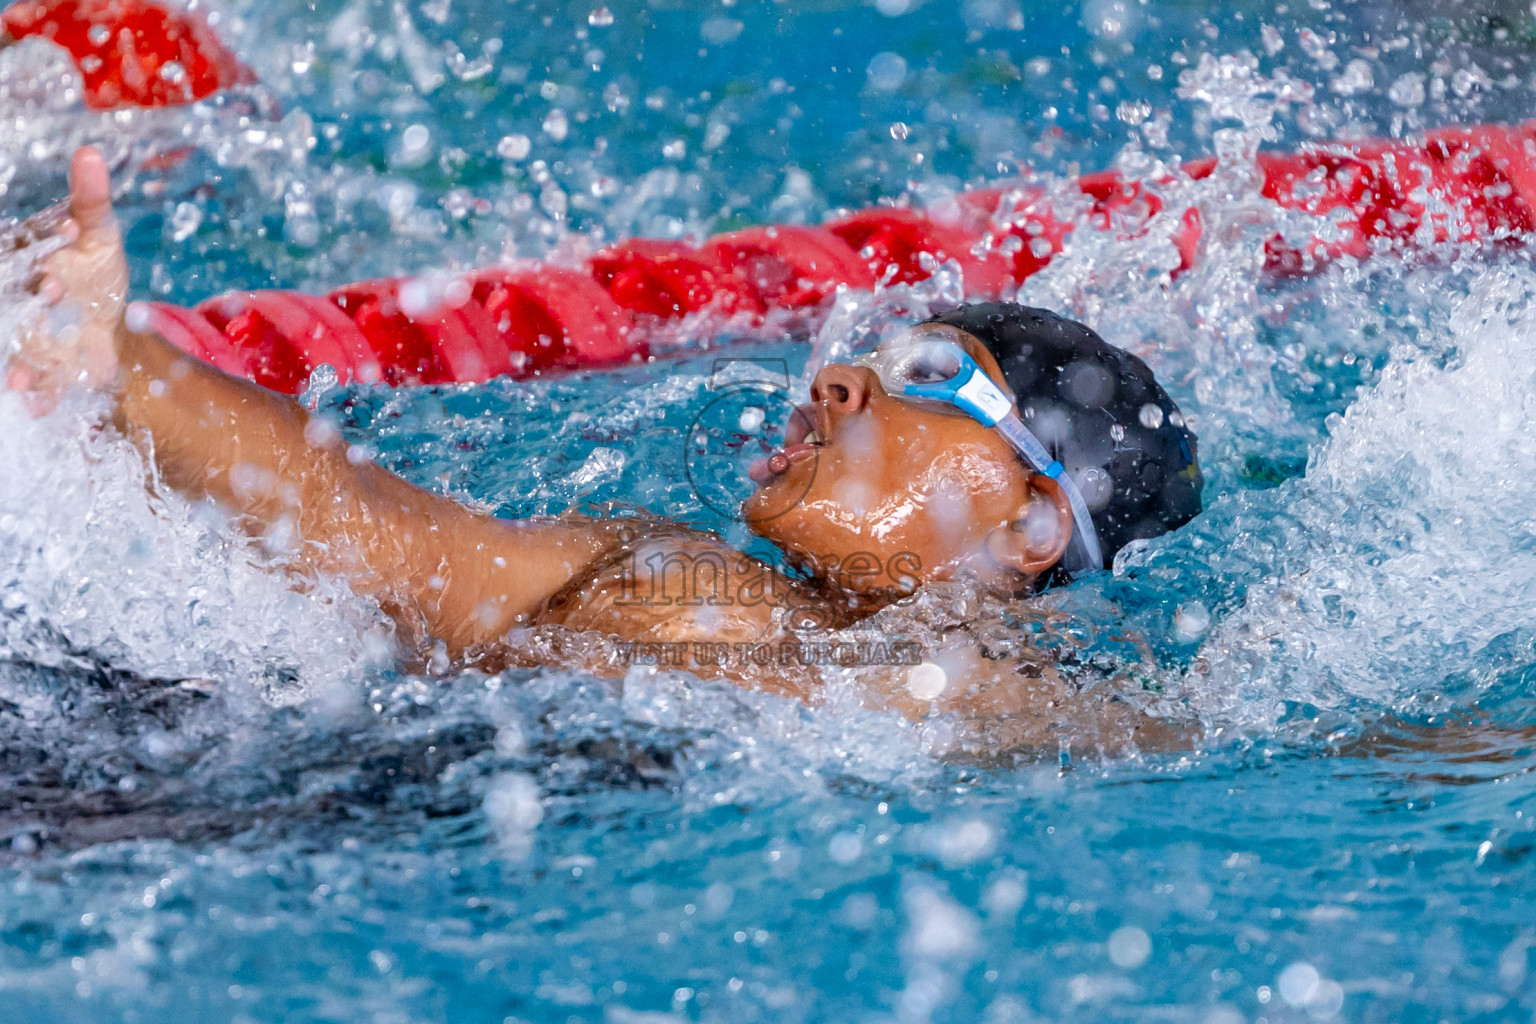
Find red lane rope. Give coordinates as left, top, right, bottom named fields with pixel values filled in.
left=152, top=116, right=1536, bottom=393
left=588, top=239, right=758, bottom=318
left=828, top=207, right=1014, bottom=297
left=1, top=0, right=252, bottom=109
left=482, top=265, right=637, bottom=367
left=13, top=0, right=1536, bottom=393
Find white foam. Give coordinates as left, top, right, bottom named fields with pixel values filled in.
left=1127, top=260, right=1536, bottom=727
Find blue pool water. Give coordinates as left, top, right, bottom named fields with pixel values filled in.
left=2, top=0, right=1536, bottom=1021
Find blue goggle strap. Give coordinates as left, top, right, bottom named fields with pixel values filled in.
left=899, top=362, right=1014, bottom=427
left=995, top=413, right=1105, bottom=573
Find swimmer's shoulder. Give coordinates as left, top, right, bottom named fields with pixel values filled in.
left=846, top=598, right=1199, bottom=757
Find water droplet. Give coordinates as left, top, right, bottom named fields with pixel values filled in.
left=483, top=772, right=543, bottom=856
left=1084, top=0, right=1130, bottom=38
left=1116, top=99, right=1151, bottom=125
left=828, top=833, right=862, bottom=863
left=1174, top=601, right=1211, bottom=642
left=1388, top=72, right=1426, bottom=107
left=170, top=202, right=202, bottom=242
left=587, top=6, right=613, bottom=27
left=1073, top=466, right=1114, bottom=511
left=1278, top=962, right=1321, bottom=1006
left=542, top=109, right=568, bottom=141
left=1138, top=402, right=1165, bottom=429
left=1330, top=58, right=1373, bottom=97
left=497, top=133, right=531, bottom=160
left=1107, top=926, right=1151, bottom=968
left=703, top=122, right=731, bottom=151
left=889, top=121, right=910, bottom=140
left=934, top=820, right=994, bottom=866
left=390, top=123, right=433, bottom=169
left=87, top=23, right=112, bottom=46
left=906, top=661, right=947, bottom=700
left=494, top=722, right=526, bottom=758
left=700, top=17, right=744, bottom=45
left=982, top=871, right=1028, bottom=916
left=866, top=52, right=908, bottom=92
left=903, top=886, right=978, bottom=960
left=299, top=364, right=339, bottom=411
left=1110, top=423, right=1126, bottom=442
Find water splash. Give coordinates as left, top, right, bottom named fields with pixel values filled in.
left=1146, top=258, right=1536, bottom=728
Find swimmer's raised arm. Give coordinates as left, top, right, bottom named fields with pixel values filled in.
left=10, top=148, right=622, bottom=656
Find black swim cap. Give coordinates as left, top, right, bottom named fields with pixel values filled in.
left=924, top=302, right=1203, bottom=569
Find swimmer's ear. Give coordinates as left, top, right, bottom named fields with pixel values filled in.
left=985, top=473, right=1073, bottom=577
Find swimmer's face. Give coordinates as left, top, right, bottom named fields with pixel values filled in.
left=744, top=323, right=1073, bottom=594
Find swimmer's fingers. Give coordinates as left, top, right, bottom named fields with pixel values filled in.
left=7, top=323, right=68, bottom=416
left=38, top=210, right=129, bottom=326
left=22, top=260, right=66, bottom=302
left=40, top=240, right=123, bottom=305
left=24, top=272, right=64, bottom=304
left=9, top=280, right=121, bottom=406
left=68, top=147, right=119, bottom=239
left=4, top=362, right=58, bottom=417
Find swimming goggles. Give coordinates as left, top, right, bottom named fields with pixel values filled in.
left=851, top=337, right=1105, bottom=574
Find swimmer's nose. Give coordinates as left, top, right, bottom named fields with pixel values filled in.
left=810, top=363, right=879, bottom=413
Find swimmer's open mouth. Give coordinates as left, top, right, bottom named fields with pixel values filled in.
left=749, top=403, right=827, bottom=483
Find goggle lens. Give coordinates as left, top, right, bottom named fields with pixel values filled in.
left=888, top=342, right=963, bottom=387
left=854, top=338, right=967, bottom=396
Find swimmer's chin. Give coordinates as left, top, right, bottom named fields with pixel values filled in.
left=740, top=486, right=781, bottom=533
left=740, top=466, right=813, bottom=529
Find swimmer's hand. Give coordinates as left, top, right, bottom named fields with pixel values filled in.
left=7, top=147, right=127, bottom=414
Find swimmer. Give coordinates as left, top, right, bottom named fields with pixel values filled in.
left=8, top=147, right=1205, bottom=756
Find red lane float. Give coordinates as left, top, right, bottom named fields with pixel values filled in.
left=139, top=299, right=243, bottom=372
left=326, top=279, right=499, bottom=388
left=196, top=290, right=379, bottom=393
left=828, top=207, right=1013, bottom=296
left=477, top=266, right=635, bottom=368
left=14, top=1, right=1536, bottom=392
left=1254, top=125, right=1536, bottom=272
left=588, top=239, right=759, bottom=319
left=135, top=117, right=1536, bottom=395
left=1, top=0, right=252, bottom=109
left=708, top=225, right=876, bottom=309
